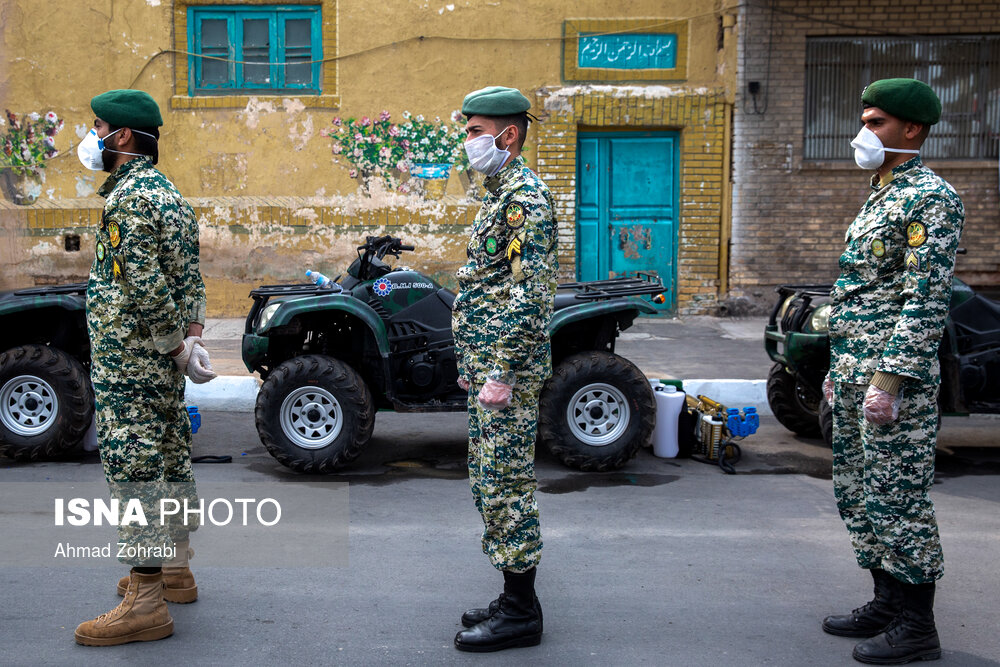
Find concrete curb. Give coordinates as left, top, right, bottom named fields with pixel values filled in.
left=185, top=376, right=773, bottom=415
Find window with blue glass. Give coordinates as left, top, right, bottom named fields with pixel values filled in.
left=188, top=5, right=322, bottom=94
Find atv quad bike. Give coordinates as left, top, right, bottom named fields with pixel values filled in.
left=0, top=284, right=94, bottom=460
left=243, top=235, right=665, bottom=473
left=764, top=250, right=1000, bottom=445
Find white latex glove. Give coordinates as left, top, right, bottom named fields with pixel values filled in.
left=822, top=374, right=834, bottom=405
left=187, top=339, right=217, bottom=384
left=863, top=385, right=901, bottom=425
left=457, top=377, right=470, bottom=391
left=170, top=337, right=195, bottom=374
left=478, top=378, right=513, bottom=411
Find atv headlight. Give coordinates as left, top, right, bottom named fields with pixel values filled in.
left=809, top=304, right=831, bottom=333
left=257, top=302, right=282, bottom=331
left=778, top=295, right=796, bottom=329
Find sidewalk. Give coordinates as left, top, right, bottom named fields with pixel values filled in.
left=191, top=316, right=775, bottom=412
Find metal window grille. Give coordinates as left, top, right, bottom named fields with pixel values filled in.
left=804, top=35, right=1000, bottom=160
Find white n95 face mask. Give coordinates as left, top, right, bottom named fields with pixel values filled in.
left=464, top=126, right=513, bottom=176
left=850, top=126, right=919, bottom=171
left=77, top=127, right=157, bottom=171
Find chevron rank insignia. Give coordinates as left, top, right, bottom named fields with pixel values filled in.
left=905, top=248, right=926, bottom=273
left=112, top=255, right=125, bottom=281
left=506, top=233, right=524, bottom=261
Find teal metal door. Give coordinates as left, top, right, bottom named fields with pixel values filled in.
left=576, top=131, right=678, bottom=311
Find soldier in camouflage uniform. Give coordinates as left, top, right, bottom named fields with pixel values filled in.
left=73, top=90, right=215, bottom=647
left=451, top=86, right=557, bottom=653
left=823, top=79, right=963, bottom=665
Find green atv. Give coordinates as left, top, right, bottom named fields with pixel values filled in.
left=765, top=252, right=1000, bottom=444
left=243, top=235, right=665, bottom=473
left=0, top=284, right=94, bottom=460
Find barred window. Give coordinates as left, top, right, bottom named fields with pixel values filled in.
left=804, top=35, right=1000, bottom=160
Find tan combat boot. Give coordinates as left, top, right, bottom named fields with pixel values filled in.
left=75, top=570, right=173, bottom=646
left=117, top=539, right=198, bottom=603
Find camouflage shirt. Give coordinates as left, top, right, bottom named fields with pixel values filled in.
left=829, top=156, right=964, bottom=385
left=452, top=156, right=558, bottom=386
left=87, top=157, right=207, bottom=385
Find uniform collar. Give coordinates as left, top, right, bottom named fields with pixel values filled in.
left=483, top=155, right=525, bottom=196
left=97, top=157, right=152, bottom=199
left=869, top=155, right=922, bottom=192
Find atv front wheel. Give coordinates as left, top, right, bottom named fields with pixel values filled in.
left=0, top=344, right=94, bottom=461
left=255, top=355, right=374, bottom=473
left=539, top=351, right=655, bottom=471
left=767, top=363, right=822, bottom=437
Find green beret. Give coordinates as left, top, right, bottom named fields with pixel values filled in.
left=462, top=86, right=531, bottom=117
left=861, top=78, right=941, bottom=126
left=90, top=89, right=163, bottom=128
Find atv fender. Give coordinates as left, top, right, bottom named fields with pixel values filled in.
left=244, top=294, right=391, bottom=375
left=548, top=297, right=656, bottom=336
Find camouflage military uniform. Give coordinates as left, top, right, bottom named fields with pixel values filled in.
left=828, top=155, right=964, bottom=584
left=87, top=157, right=206, bottom=566
left=453, top=155, right=558, bottom=573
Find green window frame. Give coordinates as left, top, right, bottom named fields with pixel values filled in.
left=187, top=5, right=322, bottom=95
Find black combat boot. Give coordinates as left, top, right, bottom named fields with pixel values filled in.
left=823, top=569, right=903, bottom=638
left=852, top=582, right=940, bottom=664
left=454, top=568, right=542, bottom=652
left=461, top=589, right=543, bottom=628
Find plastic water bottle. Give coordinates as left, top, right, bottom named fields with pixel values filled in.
left=652, top=385, right=685, bottom=458
left=305, top=270, right=332, bottom=288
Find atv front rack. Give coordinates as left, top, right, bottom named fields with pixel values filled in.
left=246, top=283, right=343, bottom=333
left=557, top=272, right=664, bottom=301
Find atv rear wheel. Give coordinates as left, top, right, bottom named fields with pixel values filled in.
left=255, top=355, right=374, bottom=473
left=539, top=351, right=655, bottom=471
left=767, top=363, right=822, bottom=437
left=0, top=344, right=94, bottom=461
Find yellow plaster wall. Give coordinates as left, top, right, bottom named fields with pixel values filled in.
left=1, top=0, right=738, bottom=314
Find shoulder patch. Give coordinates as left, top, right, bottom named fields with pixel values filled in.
left=907, top=222, right=927, bottom=247
left=505, top=203, right=525, bottom=229
left=108, top=220, right=121, bottom=248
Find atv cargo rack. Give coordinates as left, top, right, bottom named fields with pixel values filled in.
left=556, top=272, right=664, bottom=301
left=13, top=283, right=87, bottom=296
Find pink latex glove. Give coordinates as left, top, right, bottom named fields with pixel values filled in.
left=457, top=377, right=470, bottom=391
left=863, top=384, right=900, bottom=425
left=478, top=378, right=513, bottom=411
left=822, top=374, right=834, bottom=405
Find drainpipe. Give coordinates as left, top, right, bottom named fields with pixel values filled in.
left=719, top=101, right=733, bottom=298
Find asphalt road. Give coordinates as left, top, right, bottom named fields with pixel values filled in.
left=1, top=412, right=998, bottom=666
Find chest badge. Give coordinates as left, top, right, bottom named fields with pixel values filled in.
left=108, top=221, right=121, bottom=248
left=96, top=241, right=106, bottom=263
left=505, top=203, right=525, bottom=229
left=907, top=222, right=927, bottom=247
left=871, top=239, right=885, bottom=257
left=484, top=235, right=499, bottom=256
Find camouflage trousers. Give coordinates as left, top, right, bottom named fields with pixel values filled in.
left=94, top=372, right=197, bottom=567
left=467, top=378, right=543, bottom=573
left=831, top=380, right=943, bottom=584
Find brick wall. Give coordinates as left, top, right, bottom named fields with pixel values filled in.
left=536, top=86, right=730, bottom=315
left=731, top=0, right=1000, bottom=310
